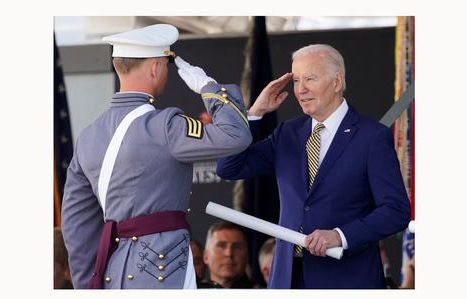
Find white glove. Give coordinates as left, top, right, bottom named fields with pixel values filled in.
left=175, top=56, right=217, bottom=94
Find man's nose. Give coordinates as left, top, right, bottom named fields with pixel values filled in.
left=297, top=81, right=307, bottom=94
left=223, top=246, right=234, bottom=256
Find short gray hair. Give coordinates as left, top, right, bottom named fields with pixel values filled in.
left=292, top=44, right=346, bottom=92
left=258, top=238, right=275, bottom=269
left=204, top=221, right=247, bottom=250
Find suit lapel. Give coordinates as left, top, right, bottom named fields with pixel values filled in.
left=307, top=107, right=360, bottom=196
left=298, top=117, right=312, bottom=196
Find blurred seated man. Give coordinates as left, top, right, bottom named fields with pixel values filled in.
left=399, top=258, right=415, bottom=288
left=379, top=242, right=398, bottom=289
left=54, top=227, right=73, bottom=289
left=189, top=239, right=207, bottom=283
left=400, top=229, right=415, bottom=289
left=258, top=238, right=275, bottom=286
left=199, top=221, right=256, bottom=288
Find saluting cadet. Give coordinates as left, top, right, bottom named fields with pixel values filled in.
left=61, top=24, right=252, bottom=289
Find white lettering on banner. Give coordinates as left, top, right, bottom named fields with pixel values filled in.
left=192, top=161, right=222, bottom=184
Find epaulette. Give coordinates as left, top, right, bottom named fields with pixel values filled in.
left=201, top=86, right=249, bottom=126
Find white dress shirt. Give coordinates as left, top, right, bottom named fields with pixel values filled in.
left=311, top=100, right=349, bottom=249
left=311, top=99, right=348, bottom=165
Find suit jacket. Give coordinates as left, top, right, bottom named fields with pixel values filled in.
left=216, top=105, right=411, bottom=288
left=61, top=83, right=251, bottom=289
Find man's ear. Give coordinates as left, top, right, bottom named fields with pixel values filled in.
left=64, top=267, right=71, bottom=281
left=261, top=266, right=270, bottom=282
left=203, top=250, right=209, bottom=264
left=149, top=58, right=159, bottom=80
left=334, top=72, right=343, bottom=93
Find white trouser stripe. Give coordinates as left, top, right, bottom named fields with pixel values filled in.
left=183, top=247, right=197, bottom=289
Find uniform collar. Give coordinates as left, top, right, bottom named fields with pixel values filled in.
left=110, top=91, right=156, bottom=107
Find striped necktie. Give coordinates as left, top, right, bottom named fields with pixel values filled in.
left=295, top=123, right=325, bottom=256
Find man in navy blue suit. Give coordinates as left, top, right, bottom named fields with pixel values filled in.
left=216, top=44, right=411, bottom=289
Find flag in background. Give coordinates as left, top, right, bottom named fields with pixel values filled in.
left=235, top=16, right=280, bottom=287
left=394, top=16, right=415, bottom=286
left=54, top=35, right=74, bottom=227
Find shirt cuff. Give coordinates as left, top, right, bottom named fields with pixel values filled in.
left=334, top=227, right=348, bottom=250
left=247, top=114, right=263, bottom=121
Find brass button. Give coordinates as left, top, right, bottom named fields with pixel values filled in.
left=221, top=93, right=227, bottom=98
left=158, top=254, right=165, bottom=259
left=131, top=236, right=138, bottom=241
left=115, top=237, right=120, bottom=243
left=105, top=277, right=112, bottom=283
left=221, top=87, right=227, bottom=92
left=127, top=274, right=134, bottom=280
left=158, top=276, right=164, bottom=282
left=158, top=265, right=165, bottom=271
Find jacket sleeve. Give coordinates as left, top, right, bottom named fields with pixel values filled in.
left=165, top=82, right=252, bottom=162
left=61, top=137, right=104, bottom=289
left=339, top=127, right=411, bottom=254
left=216, top=121, right=283, bottom=180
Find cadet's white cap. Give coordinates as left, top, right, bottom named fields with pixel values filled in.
left=103, top=24, right=179, bottom=58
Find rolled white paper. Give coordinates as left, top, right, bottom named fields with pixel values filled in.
left=408, top=220, right=415, bottom=233
left=206, top=201, right=343, bottom=260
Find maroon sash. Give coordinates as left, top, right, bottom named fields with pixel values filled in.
left=88, top=210, right=189, bottom=289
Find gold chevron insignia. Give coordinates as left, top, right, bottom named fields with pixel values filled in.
left=179, top=115, right=203, bottom=139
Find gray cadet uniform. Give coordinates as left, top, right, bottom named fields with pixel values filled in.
left=61, top=82, right=251, bottom=289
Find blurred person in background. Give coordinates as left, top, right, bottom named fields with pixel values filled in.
left=54, top=227, right=73, bottom=289
left=200, top=221, right=257, bottom=288
left=258, top=238, right=275, bottom=286
left=190, top=239, right=207, bottom=283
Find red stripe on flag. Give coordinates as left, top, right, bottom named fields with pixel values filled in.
left=410, top=101, right=415, bottom=220
left=410, top=16, right=415, bottom=220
